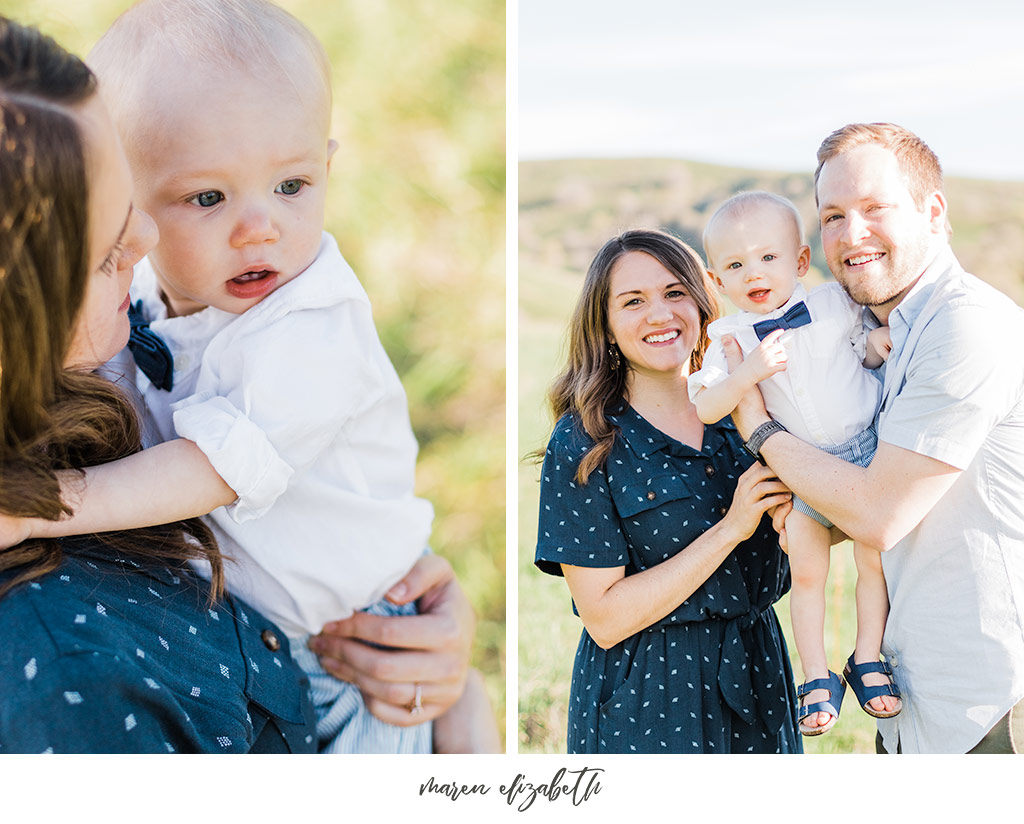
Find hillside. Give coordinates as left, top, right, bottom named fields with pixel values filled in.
left=520, top=156, right=1024, bottom=304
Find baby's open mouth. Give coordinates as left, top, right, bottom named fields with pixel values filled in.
left=232, top=269, right=274, bottom=283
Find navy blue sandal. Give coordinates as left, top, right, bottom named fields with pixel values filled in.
left=843, top=653, right=902, bottom=719
left=796, top=670, right=846, bottom=736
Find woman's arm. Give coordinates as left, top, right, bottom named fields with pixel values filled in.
left=562, top=462, right=791, bottom=649
left=0, top=439, right=235, bottom=548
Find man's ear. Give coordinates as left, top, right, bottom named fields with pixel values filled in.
left=796, top=245, right=811, bottom=277
left=326, top=139, right=339, bottom=172
left=926, top=191, right=947, bottom=234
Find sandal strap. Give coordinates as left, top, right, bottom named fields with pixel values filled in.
left=844, top=654, right=902, bottom=706
left=845, top=658, right=893, bottom=677
left=851, top=681, right=901, bottom=703
left=798, top=699, right=841, bottom=723
left=796, top=670, right=844, bottom=698
left=796, top=670, right=846, bottom=721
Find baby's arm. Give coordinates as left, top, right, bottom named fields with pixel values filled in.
left=694, top=329, right=788, bottom=424
left=1, top=439, right=235, bottom=548
left=863, top=326, right=892, bottom=369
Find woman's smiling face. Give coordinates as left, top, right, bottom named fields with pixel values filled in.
left=606, top=251, right=702, bottom=380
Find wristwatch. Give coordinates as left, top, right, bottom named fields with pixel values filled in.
left=743, top=420, right=787, bottom=464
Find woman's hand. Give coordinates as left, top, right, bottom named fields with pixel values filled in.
left=769, top=500, right=793, bottom=553
left=721, top=462, right=792, bottom=545
left=309, top=553, right=474, bottom=726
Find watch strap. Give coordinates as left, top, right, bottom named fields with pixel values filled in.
left=743, top=420, right=787, bottom=464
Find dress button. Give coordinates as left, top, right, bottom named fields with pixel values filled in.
left=705, top=465, right=715, bottom=478
left=261, top=629, right=281, bottom=651
left=646, top=491, right=656, bottom=500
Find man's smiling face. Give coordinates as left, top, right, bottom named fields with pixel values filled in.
left=817, top=143, right=945, bottom=317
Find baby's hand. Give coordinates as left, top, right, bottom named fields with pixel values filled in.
left=744, top=328, right=788, bottom=383
left=868, top=326, right=892, bottom=362
left=864, top=325, right=892, bottom=369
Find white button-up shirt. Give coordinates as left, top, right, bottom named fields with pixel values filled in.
left=873, top=247, right=1024, bottom=753
left=116, top=232, right=433, bottom=639
left=688, top=282, right=880, bottom=447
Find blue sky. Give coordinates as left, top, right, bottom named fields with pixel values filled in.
left=518, top=0, right=1024, bottom=180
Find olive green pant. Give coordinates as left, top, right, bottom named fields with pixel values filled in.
left=875, top=695, right=1024, bottom=754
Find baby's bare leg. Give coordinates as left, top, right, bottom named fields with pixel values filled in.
left=852, top=544, right=899, bottom=715
left=431, top=668, right=502, bottom=753
left=786, top=509, right=834, bottom=731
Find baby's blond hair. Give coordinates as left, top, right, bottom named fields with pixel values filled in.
left=702, top=191, right=805, bottom=267
left=88, top=0, right=331, bottom=143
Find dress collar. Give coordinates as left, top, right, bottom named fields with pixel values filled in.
left=608, top=403, right=735, bottom=460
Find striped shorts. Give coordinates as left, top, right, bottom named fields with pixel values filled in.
left=291, top=597, right=432, bottom=754
left=792, top=425, right=877, bottom=529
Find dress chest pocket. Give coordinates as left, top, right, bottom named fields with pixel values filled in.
left=610, top=472, right=696, bottom=569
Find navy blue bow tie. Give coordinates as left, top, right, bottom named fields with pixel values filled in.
left=127, top=300, right=174, bottom=391
left=752, top=300, right=812, bottom=341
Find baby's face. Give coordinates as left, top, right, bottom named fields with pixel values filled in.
left=127, top=67, right=333, bottom=316
left=705, top=206, right=809, bottom=314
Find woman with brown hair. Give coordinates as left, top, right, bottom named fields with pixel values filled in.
left=0, top=16, right=476, bottom=753
left=0, top=15, right=321, bottom=753
left=535, top=229, right=801, bottom=753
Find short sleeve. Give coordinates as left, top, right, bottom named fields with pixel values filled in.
left=879, top=300, right=1024, bottom=469
left=687, top=331, right=728, bottom=402
left=534, top=418, right=628, bottom=576
left=688, top=323, right=737, bottom=401
left=172, top=299, right=386, bottom=522
left=0, top=652, right=199, bottom=754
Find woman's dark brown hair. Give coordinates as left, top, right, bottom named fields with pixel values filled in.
left=0, top=16, right=223, bottom=599
left=546, top=228, right=719, bottom=484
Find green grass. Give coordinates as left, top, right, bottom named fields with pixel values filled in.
left=7, top=0, right=506, bottom=743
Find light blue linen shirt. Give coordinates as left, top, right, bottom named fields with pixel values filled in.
left=872, top=246, right=1024, bottom=753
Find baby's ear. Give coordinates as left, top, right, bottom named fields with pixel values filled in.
left=326, top=139, right=339, bottom=171
left=707, top=269, right=725, bottom=289
left=796, top=245, right=811, bottom=277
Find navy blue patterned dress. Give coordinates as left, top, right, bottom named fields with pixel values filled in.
left=535, top=407, right=801, bottom=753
left=0, top=537, right=317, bottom=753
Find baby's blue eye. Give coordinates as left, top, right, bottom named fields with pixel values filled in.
left=190, top=191, right=223, bottom=208
left=276, top=179, right=304, bottom=195
left=727, top=262, right=741, bottom=270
